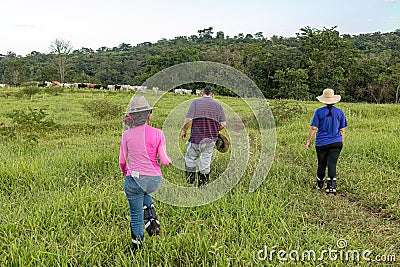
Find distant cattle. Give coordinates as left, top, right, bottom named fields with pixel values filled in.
left=174, top=88, right=192, bottom=95
left=0, top=84, right=10, bottom=88
left=152, top=87, right=159, bottom=94
left=61, top=83, right=71, bottom=88
left=120, top=84, right=134, bottom=90
left=37, top=81, right=47, bottom=87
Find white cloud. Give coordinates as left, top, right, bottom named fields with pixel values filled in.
left=384, top=0, right=396, bottom=3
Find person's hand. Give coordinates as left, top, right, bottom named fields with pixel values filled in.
left=180, top=130, right=186, bottom=141
left=306, top=141, right=311, bottom=150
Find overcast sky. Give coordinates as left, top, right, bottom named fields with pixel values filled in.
left=1, top=0, right=399, bottom=56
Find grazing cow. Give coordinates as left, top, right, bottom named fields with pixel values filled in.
left=0, top=84, right=10, bottom=88
left=37, top=81, right=46, bottom=87
left=107, top=85, right=115, bottom=90
left=133, top=85, right=147, bottom=92
left=94, top=84, right=102, bottom=89
left=174, top=88, right=192, bottom=95
left=78, top=83, right=87, bottom=89
left=61, top=83, right=71, bottom=88
left=120, top=84, right=133, bottom=90
left=52, top=81, right=61, bottom=86
left=152, top=87, right=159, bottom=94
left=87, top=83, right=95, bottom=89
left=196, top=89, right=202, bottom=95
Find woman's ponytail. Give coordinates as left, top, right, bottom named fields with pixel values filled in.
left=327, top=104, right=333, bottom=117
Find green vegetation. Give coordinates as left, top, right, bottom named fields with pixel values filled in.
left=0, top=89, right=398, bottom=266
left=1, top=26, right=400, bottom=103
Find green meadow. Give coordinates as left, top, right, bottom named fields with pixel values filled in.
left=0, top=88, right=399, bottom=266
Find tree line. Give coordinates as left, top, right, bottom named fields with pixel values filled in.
left=1, top=26, right=399, bottom=103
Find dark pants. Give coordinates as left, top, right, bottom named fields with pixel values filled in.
left=315, top=142, right=343, bottom=179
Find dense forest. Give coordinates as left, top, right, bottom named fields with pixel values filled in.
left=1, top=26, right=400, bottom=103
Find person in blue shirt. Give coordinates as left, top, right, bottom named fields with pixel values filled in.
left=306, top=88, right=348, bottom=195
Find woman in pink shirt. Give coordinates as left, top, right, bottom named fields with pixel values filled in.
left=119, top=96, right=171, bottom=251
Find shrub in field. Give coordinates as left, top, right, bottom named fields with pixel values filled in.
left=5, top=108, right=58, bottom=142
left=43, top=86, right=64, bottom=96
left=82, top=99, right=124, bottom=121
left=269, top=99, right=305, bottom=126
left=19, top=86, right=40, bottom=99
left=0, top=123, right=16, bottom=140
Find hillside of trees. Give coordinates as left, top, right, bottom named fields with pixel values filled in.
left=1, top=26, right=400, bottom=103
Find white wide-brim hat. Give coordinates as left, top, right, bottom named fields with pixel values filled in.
left=124, top=96, right=153, bottom=113
left=316, top=88, right=341, bottom=104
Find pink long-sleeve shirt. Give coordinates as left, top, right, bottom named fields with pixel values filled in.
left=119, top=124, right=171, bottom=176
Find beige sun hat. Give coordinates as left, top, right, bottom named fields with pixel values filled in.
left=316, top=88, right=341, bottom=104
left=215, top=133, right=230, bottom=153
left=124, top=96, right=153, bottom=113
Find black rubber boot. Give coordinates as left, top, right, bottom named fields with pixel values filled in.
left=326, top=177, right=332, bottom=194
left=186, top=171, right=196, bottom=186
left=325, top=177, right=337, bottom=195
left=198, top=172, right=209, bottom=188
left=144, top=204, right=160, bottom=236
left=316, top=176, right=324, bottom=190
left=130, top=226, right=142, bottom=253
left=331, top=177, right=337, bottom=195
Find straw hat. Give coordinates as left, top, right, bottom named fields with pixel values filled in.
left=316, top=88, right=341, bottom=104
left=215, top=133, right=230, bottom=153
left=124, top=96, right=153, bottom=113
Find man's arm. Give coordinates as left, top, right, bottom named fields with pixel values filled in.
left=181, top=118, right=192, bottom=140
left=219, top=121, right=226, bottom=131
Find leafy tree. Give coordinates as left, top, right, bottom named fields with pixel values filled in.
left=273, top=68, right=310, bottom=100
left=297, top=26, right=357, bottom=96
left=389, top=63, right=400, bottom=103
left=5, top=57, right=27, bottom=86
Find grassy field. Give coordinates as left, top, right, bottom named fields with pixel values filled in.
left=0, top=87, right=399, bottom=266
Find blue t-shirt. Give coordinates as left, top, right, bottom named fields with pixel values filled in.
left=310, top=106, right=348, bottom=147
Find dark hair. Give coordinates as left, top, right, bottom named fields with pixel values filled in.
left=327, top=104, right=333, bottom=117
left=123, top=110, right=151, bottom=128
left=204, top=86, right=214, bottom=95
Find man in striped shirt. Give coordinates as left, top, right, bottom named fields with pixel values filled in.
left=180, top=86, right=227, bottom=187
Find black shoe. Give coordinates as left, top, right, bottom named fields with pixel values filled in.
left=198, top=172, right=209, bottom=188
left=186, top=171, right=196, bottom=186
left=316, top=176, right=324, bottom=190
left=144, top=204, right=160, bottom=236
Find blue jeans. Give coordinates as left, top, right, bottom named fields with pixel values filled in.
left=124, top=175, right=162, bottom=241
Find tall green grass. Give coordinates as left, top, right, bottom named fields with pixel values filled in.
left=0, top=88, right=398, bottom=266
